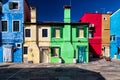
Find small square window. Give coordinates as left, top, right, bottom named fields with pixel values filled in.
left=16, top=43, right=21, bottom=48
left=42, top=29, right=48, bottom=37
left=2, top=21, right=7, bottom=32
left=23, top=47, right=28, bottom=54
left=13, top=21, right=19, bottom=32
left=9, top=2, right=18, bottom=10
left=51, top=47, right=59, bottom=57
left=25, top=29, right=31, bottom=37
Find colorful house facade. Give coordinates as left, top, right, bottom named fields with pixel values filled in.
left=0, top=0, right=30, bottom=62
left=80, top=13, right=102, bottom=58
left=110, top=9, right=120, bottom=59
left=23, top=5, right=89, bottom=63
left=80, top=13, right=110, bottom=58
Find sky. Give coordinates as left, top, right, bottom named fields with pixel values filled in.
left=28, top=0, right=120, bottom=22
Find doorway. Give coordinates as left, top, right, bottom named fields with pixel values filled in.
left=78, top=46, right=86, bottom=63
left=3, top=45, right=13, bottom=62
left=40, top=48, right=49, bottom=63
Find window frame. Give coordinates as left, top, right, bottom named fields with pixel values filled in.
left=51, top=47, right=60, bottom=57
left=77, top=27, right=84, bottom=38
left=23, top=46, right=28, bottom=54
left=25, top=29, right=31, bottom=38
left=1, top=20, right=8, bottom=32
left=16, top=43, right=22, bottom=48
left=54, top=28, right=60, bottom=38
left=9, top=1, right=19, bottom=10
left=12, top=20, right=20, bottom=32
left=42, top=29, right=48, bottom=38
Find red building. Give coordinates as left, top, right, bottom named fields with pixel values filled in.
left=80, top=13, right=102, bottom=58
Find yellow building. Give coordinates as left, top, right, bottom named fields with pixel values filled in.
left=23, top=7, right=40, bottom=63
left=102, top=14, right=111, bottom=57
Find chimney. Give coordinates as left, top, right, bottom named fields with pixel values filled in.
left=64, top=5, right=71, bottom=23
left=30, top=7, right=36, bottom=23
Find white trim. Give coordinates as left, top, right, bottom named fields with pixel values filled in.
left=16, top=43, right=22, bottom=48
left=110, top=9, right=120, bottom=17
left=12, top=20, right=20, bottom=32
left=1, top=20, right=8, bottom=33
left=8, top=1, right=19, bottom=11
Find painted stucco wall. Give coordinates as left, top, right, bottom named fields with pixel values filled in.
left=38, top=26, right=50, bottom=47
left=110, top=9, right=120, bottom=59
left=80, top=13, right=102, bottom=58
left=0, top=0, right=27, bottom=62
left=72, top=25, right=89, bottom=63
left=24, top=24, right=40, bottom=63
left=102, top=14, right=110, bottom=57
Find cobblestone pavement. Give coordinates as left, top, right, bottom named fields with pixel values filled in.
left=0, top=59, right=120, bottom=80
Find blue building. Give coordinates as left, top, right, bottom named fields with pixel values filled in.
left=0, top=0, right=30, bottom=62
left=110, top=9, right=120, bottom=59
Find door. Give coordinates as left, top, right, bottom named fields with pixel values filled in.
left=78, top=47, right=86, bottom=63
left=3, top=45, right=12, bottom=62
left=40, top=49, right=49, bottom=63
left=103, top=46, right=110, bottom=57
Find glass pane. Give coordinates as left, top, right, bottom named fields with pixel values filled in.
left=79, top=28, right=84, bottom=38
left=13, top=21, right=19, bottom=32
left=55, top=28, right=60, bottom=38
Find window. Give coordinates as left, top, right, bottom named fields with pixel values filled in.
left=110, top=35, right=115, bottom=41
left=103, top=17, right=107, bottom=20
left=52, top=27, right=63, bottom=38
left=23, top=47, right=28, bottom=54
left=25, top=29, right=31, bottom=37
left=13, top=21, right=19, bottom=32
left=9, top=2, right=18, bottom=10
left=42, top=29, right=48, bottom=37
left=89, top=31, right=93, bottom=38
left=55, top=28, right=60, bottom=38
left=2, top=21, right=7, bottom=32
left=16, top=43, right=21, bottom=48
left=51, top=47, right=59, bottom=57
left=118, top=47, right=120, bottom=54
left=78, top=28, right=84, bottom=38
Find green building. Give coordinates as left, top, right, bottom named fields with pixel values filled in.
left=50, top=5, right=89, bottom=63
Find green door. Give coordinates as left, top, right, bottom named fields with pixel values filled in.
left=78, top=46, right=86, bottom=63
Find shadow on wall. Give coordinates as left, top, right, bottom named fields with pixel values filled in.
left=89, top=44, right=100, bottom=58
left=0, top=67, right=105, bottom=80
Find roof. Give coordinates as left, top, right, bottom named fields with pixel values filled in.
left=24, top=22, right=89, bottom=26
left=111, top=9, right=120, bottom=17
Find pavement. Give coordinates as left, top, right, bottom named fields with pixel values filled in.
left=0, top=59, right=120, bottom=80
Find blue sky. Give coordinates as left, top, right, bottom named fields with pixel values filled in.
left=28, top=0, right=120, bottom=22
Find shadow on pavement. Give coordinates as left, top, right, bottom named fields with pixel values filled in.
left=0, top=67, right=106, bottom=80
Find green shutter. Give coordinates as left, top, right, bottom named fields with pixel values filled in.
left=60, top=27, right=63, bottom=38
left=76, top=27, right=78, bottom=37
left=51, top=27, right=55, bottom=38
left=9, top=2, right=13, bottom=10
left=84, top=27, right=87, bottom=38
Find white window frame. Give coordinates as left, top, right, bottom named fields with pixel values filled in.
left=1, top=20, right=8, bottom=33
left=16, top=43, right=22, bottom=48
left=9, top=1, right=19, bottom=10
left=54, top=27, right=60, bottom=38
left=12, top=20, right=20, bottom=32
